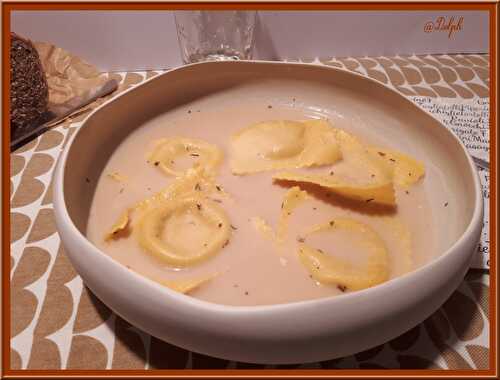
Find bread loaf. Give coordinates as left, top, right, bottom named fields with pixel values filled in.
left=10, top=32, right=49, bottom=138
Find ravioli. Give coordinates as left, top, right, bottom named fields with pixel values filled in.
left=136, top=196, right=231, bottom=267
left=298, top=218, right=389, bottom=291
left=148, top=137, right=223, bottom=177
left=135, top=167, right=218, bottom=212
left=272, top=130, right=424, bottom=206
left=276, top=186, right=309, bottom=243
left=105, top=168, right=232, bottom=267
left=230, top=119, right=341, bottom=174
left=250, top=186, right=309, bottom=244
left=159, top=273, right=219, bottom=294
left=104, top=209, right=130, bottom=241
left=274, top=171, right=395, bottom=206
left=367, top=148, right=425, bottom=187
left=335, top=129, right=394, bottom=183
left=336, top=129, right=424, bottom=187
left=98, top=121, right=425, bottom=301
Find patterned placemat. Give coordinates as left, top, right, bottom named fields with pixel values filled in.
left=10, top=54, right=490, bottom=370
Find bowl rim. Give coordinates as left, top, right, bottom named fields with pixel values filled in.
left=53, top=59, right=484, bottom=314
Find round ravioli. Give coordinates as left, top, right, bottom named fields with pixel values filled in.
left=298, top=218, right=389, bottom=291
left=148, top=137, right=223, bottom=177
left=105, top=167, right=232, bottom=268
left=136, top=196, right=231, bottom=267
left=230, top=119, right=341, bottom=174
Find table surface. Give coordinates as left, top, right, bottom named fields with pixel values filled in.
left=10, top=53, right=490, bottom=370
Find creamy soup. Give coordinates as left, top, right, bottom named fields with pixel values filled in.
left=87, top=80, right=443, bottom=306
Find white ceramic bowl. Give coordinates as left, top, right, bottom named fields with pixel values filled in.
left=53, top=61, right=483, bottom=364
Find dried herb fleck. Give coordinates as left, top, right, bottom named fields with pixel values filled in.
left=267, top=105, right=273, bottom=109
left=196, top=204, right=202, bottom=211
left=190, top=153, right=200, bottom=157
left=154, top=161, right=160, bottom=166
left=444, top=202, right=448, bottom=207
left=377, top=152, right=386, bottom=157
left=218, top=223, right=223, bottom=228
left=297, top=237, right=305, bottom=243
left=337, top=284, right=347, bottom=292
left=366, top=198, right=374, bottom=203
left=329, top=221, right=335, bottom=227
left=230, top=224, right=238, bottom=230
left=85, top=177, right=90, bottom=183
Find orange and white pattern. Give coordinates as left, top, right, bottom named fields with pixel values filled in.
left=10, top=54, right=490, bottom=370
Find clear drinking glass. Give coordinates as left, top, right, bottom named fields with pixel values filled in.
left=174, top=11, right=257, bottom=64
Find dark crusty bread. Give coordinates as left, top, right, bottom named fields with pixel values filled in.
left=10, top=32, right=49, bottom=138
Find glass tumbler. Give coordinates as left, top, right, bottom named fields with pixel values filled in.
left=174, top=11, right=257, bottom=64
